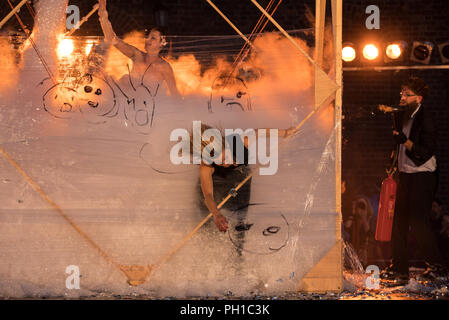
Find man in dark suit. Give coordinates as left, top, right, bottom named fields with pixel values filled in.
left=384, top=76, right=441, bottom=284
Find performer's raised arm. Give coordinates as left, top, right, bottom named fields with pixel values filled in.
left=98, top=0, right=141, bottom=60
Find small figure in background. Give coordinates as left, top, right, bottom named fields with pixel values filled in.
left=344, top=198, right=373, bottom=267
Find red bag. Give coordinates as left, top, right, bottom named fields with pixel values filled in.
left=375, top=175, right=397, bottom=242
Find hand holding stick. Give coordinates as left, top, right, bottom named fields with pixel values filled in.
left=213, top=213, right=229, bottom=233
left=98, top=0, right=106, bottom=16
left=98, top=0, right=117, bottom=45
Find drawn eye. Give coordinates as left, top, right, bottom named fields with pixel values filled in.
left=236, top=91, right=246, bottom=99
left=262, top=226, right=280, bottom=236
left=95, top=88, right=102, bottom=95
left=84, top=86, right=93, bottom=93
left=235, top=223, right=253, bottom=232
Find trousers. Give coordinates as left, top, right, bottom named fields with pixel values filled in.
left=391, top=171, right=439, bottom=274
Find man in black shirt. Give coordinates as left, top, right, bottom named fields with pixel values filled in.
left=384, top=76, right=441, bottom=284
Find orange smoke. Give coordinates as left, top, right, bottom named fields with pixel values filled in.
left=249, top=33, right=313, bottom=94
left=0, top=37, right=19, bottom=95
left=166, top=54, right=202, bottom=95
left=167, top=55, right=236, bottom=96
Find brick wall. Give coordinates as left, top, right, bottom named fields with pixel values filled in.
left=342, top=70, right=449, bottom=206
left=341, top=0, right=449, bottom=210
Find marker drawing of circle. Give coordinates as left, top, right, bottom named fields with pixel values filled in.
left=42, top=84, right=79, bottom=119
left=139, top=142, right=196, bottom=175
left=227, top=207, right=290, bottom=255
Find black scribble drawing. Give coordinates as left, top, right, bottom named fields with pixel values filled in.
left=208, top=75, right=252, bottom=113
left=117, top=63, right=161, bottom=135
left=228, top=203, right=290, bottom=255
left=40, top=73, right=117, bottom=124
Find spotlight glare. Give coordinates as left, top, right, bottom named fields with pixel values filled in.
left=57, top=38, right=74, bottom=58
left=363, top=44, right=379, bottom=60
left=386, top=44, right=402, bottom=60
left=342, top=46, right=356, bottom=62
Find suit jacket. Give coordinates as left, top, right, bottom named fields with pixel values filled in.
left=404, top=105, right=437, bottom=167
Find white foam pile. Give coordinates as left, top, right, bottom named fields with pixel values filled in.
left=0, top=0, right=338, bottom=298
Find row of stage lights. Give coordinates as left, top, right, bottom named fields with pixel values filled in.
left=57, top=37, right=449, bottom=66
left=342, top=41, right=449, bottom=65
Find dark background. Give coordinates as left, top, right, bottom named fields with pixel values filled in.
left=1, top=0, right=448, bottom=211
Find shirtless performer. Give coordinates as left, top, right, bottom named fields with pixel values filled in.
left=98, top=0, right=180, bottom=98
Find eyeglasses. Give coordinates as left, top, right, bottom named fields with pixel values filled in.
left=399, top=92, right=417, bottom=97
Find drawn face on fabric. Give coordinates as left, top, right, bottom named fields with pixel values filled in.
left=122, top=61, right=163, bottom=135
left=123, top=83, right=157, bottom=135
left=208, top=76, right=251, bottom=113
left=227, top=207, right=290, bottom=255
left=42, top=83, right=79, bottom=119
left=76, top=74, right=117, bottom=123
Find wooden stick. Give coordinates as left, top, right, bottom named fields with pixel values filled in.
left=227, top=0, right=282, bottom=82
left=65, top=4, right=99, bottom=36
left=250, top=0, right=315, bottom=65
left=205, top=0, right=255, bottom=50
left=0, top=146, right=122, bottom=272
left=230, top=0, right=275, bottom=69
left=0, top=0, right=28, bottom=29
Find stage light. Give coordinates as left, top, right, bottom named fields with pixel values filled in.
left=438, top=42, right=449, bottom=63
left=384, top=41, right=407, bottom=63
left=386, top=44, right=401, bottom=60
left=362, top=44, right=379, bottom=60
left=342, top=45, right=356, bottom=62
left=57, top=38, right=74, bottom=58
left=410, top=41, right=433, bottom=64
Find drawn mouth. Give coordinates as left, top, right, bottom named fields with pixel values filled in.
left=88, top=101, right=99, bottom=108
left=226, top=102, right=244, bottom=111
left=60, top=103, right=73, bottom=112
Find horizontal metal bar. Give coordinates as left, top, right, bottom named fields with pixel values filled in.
left=343, top=65, right=449, bottom=71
